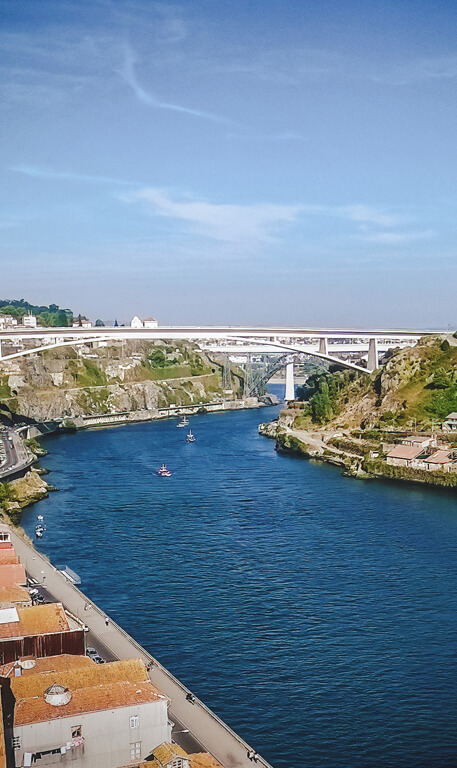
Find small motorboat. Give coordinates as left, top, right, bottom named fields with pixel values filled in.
left=37, top=515, right=44, bottom=521
left=157, top=464, right=172, bottom=477
left=35, top=524, right=44, bottom=539
left=186, top=429, right=195, bottom=443
left=177, top=416, right=189, bottom=428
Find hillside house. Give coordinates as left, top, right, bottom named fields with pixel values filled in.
left=443, top=412, right=457, bottom=432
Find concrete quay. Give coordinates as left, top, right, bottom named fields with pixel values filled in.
left=8, top=526, right=274, bottom=768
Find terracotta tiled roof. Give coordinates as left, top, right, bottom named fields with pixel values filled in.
left=189, top=754, right=225, bottom=768
left=424, top=450, right=452, bottom=464
left=387, top=445, right=424, bottom=460
left=0, top=654, right=92, bottom=678
left=0, top=584, right=31, bottom=607
left=0, top=551, right=19, bottom=565
left=0, top=603, right=69, bottom=640
left=149, top=743, right=188, bottom=765
left=14, top=679, right=163, bottom=726
left=0, top=563, right=26, bottom=587
left=11, top=658, right=155, bottom=700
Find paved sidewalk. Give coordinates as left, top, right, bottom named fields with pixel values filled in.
left=9, top=527, right=273, bottom=768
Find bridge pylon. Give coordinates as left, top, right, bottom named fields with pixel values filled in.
left=285, top=360, right=295, bottom=401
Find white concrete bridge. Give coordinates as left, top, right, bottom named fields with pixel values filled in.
left=0, top=325, right=438, bottom=400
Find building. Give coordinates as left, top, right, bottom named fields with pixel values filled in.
left=443, top=412, right=457, bottom=432
left=0, top=316, right=17, bottom=329
left=0, top=603, right=85, bottom=665
left=0, top=563, right=27, bottom=588
left=22, top=315, right=37, bottom=329
left=72, top=319, right=92, bottom=329
left=131, top=316, right=158, bottom=329
left=0, top=585, right=31, bottom=610
left=10, top=657, right=171, bottom=767
left=420, top=450, right=454, bottom=472
left=401, top=435, right=435, bottom=448
left=122, top=742, right=225, bottom=768
left=386, top=444, right=426, bottom=467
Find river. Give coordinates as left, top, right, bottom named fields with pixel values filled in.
left=21, top=390, right=457, bottom=768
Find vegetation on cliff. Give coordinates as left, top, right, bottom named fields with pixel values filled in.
left=294, top=336, right=457, bottom=430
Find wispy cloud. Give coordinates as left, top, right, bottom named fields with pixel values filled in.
left=10, top=165, right=135, bottom=186
left=119, top=187, right=303, bottom=243
left=368, top=55, right=457, bottom=85
left=360, top=230, right=434, bottom=244
left=119, top=46, right=235, bottom=124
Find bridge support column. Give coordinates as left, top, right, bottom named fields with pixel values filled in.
left=285, top=361, right=295, bottom=402
left=319, top=337, right=328, bottom=355
left=0, top=340, right=2, bottom=358
left=367, top=338, right=379, bottom=372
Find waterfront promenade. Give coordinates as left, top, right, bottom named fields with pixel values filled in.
left=8, top=525, right=272, bottom=768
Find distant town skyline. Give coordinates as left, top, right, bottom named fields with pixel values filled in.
left=2, top=0, right=457, bottom=328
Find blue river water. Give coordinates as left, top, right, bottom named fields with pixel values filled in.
left=21, top=390, right=457, bottom=768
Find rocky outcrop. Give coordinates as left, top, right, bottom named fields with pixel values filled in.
left=0, top=340, right=244, bottom=422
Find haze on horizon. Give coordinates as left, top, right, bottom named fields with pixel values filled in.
left=1, top=0, right=457, bottom=330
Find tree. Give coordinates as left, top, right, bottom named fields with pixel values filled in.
left=431, top=368, right=450, bottom=389
left=95, top=319, right=105, bottom=327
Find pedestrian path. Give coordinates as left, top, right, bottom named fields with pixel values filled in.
left=9, top=526, right=272, bottom=768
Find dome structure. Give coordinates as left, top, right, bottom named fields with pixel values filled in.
left=44, top=684, right=71, bottom=706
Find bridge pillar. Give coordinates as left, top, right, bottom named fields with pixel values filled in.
left=319, top=337, right=328, bottom=355
left=0, top=340, right=2, bottom=358
left=285, top=361, right=295, bottom=401
left=367, top=338, right=379, bottom=372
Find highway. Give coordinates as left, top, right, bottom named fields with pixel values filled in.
left=10, top=526, right=272, bottom=768
left=0, top=427, right=34, bottom=479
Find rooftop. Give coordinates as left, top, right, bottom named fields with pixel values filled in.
left=0, top=585, right=31, bottom=608
left=424, top=450, right=452, bottom=464
left=11, top=658, right=153, bottom=700
left=0, top=563, right=27, bottom=587
left=445, top=412, right=457, bottom=419
left=387, top=445, right=424, bottom=460
left=0, top=653, right=92, bottom=678
left=0, top=603, right=70, bottom=640
left=149, top=743, right=188, bottom=766
left=14, top=679, right=163, bottom=726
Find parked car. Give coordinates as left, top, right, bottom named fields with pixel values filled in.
left=93, top=655, right=105, bottom=664
left=86, top=647, right=97, bottom=657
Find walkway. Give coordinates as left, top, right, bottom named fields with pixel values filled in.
left=8, top=526, right=273, bottom=768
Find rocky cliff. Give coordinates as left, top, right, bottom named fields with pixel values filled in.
left=0, top=340, right=244, bottom=423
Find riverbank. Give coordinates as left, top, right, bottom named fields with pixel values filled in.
left=259, top=419, right=457, bottom=489
left=1, top=395, right=278, bottom=522
left=5, top=522, right=273, bottom=768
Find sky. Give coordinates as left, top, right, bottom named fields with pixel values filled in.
left=1, top=0, right=457, bottom=328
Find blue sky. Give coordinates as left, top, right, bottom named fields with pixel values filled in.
left=1, top=0, right=457, bottom=327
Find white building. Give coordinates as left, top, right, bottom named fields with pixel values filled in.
left=131, top=316, right=158, bottom=329
left=22, top=315, right=37, bottom=328
left=11, top=657, right=171, bottom=767
left=0, top=315, right=18, bottom=329
left=72, top=319, right=92, bottom=329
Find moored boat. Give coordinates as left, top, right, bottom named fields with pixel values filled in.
left=186, top=429, right=195, bottom=443
left=157, top=464, right=172, bottom=477
left=177, top=416, right=189, bottom=428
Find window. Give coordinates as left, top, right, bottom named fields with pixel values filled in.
left=72, top=726, right=82, bottom=738
left=130, top=742, right=141, bottom=760
left=129, top=715, right=139, bottom=729
left=12, top=736, right=21, bottom=749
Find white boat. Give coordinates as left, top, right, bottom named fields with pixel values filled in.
left=37, top=515, right=44, bottom=521
left=186, top=430, right=195, bottom=443
left=35, top=524, right=44, bottom=538
left=177, top=416, right=189, bottom=428
left=157, top=464, right=172, bottom=477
